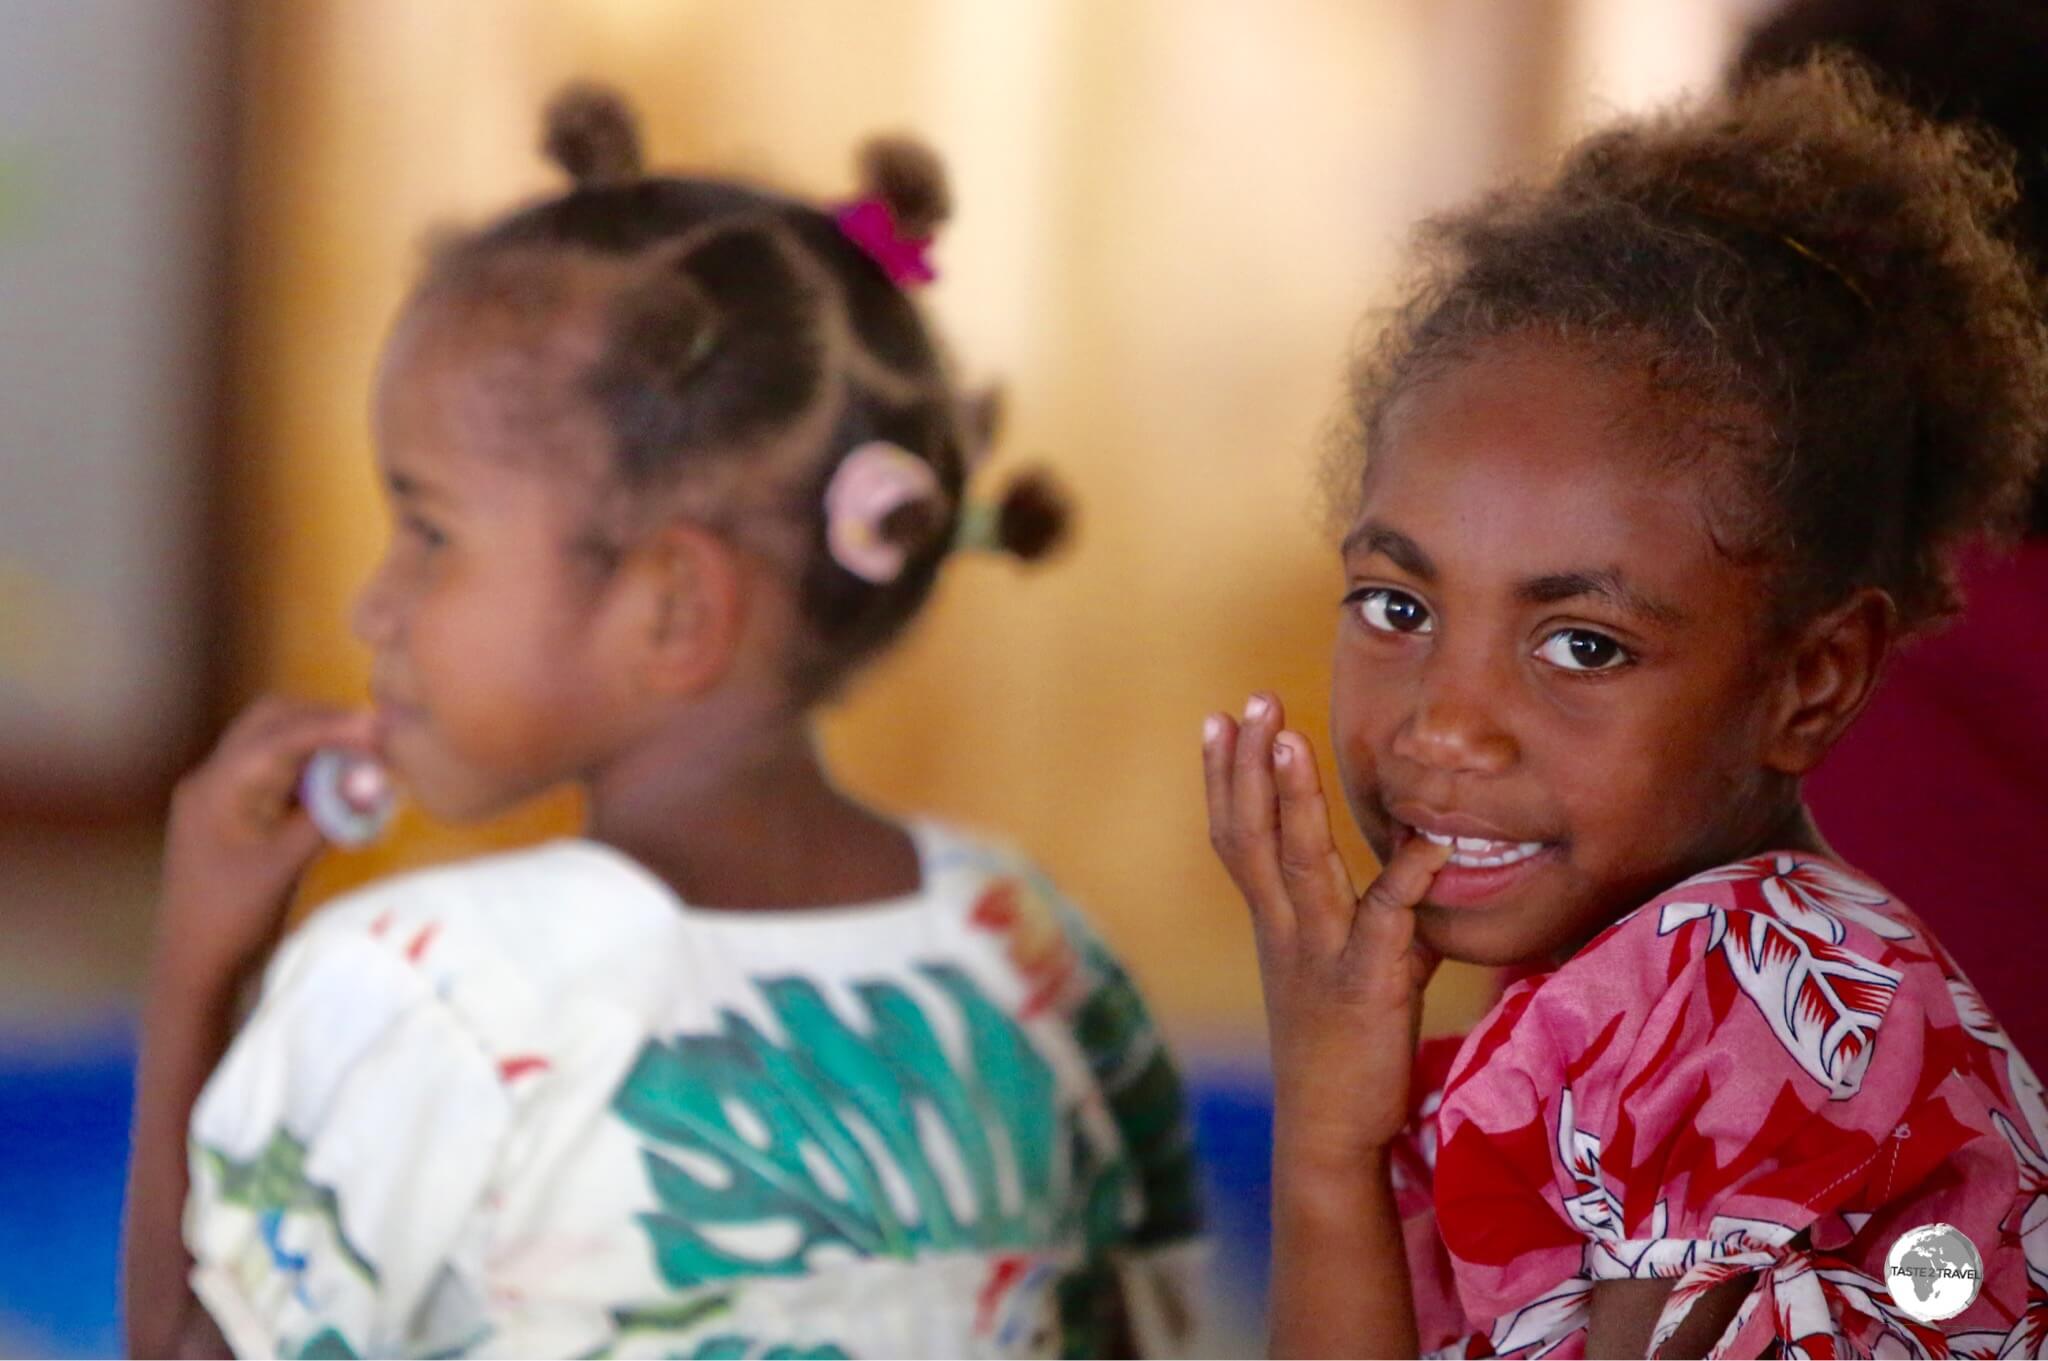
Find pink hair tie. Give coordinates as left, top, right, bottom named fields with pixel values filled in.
left=825, top=441, right=944, bottom=583
left=835, top=198, right=937, bottom=287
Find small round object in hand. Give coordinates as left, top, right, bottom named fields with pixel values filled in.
left=299, top=748, right=395, bottom=848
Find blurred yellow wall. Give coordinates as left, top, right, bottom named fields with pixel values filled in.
left=235, top=0, right=1747, bottom=1042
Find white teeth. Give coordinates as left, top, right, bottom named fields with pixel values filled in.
left=1445, top=840, right=1547, bottom=868
left=1408, top=824, right=1548, bottom=868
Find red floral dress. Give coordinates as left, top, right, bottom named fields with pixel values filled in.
left=1394, top=853, right=2048, bottom=1358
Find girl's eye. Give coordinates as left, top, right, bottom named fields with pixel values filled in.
left=402, top=514, right=447, bottom=551
left=1346, top=587, right=1434, bottom=635
left=1536, top=628, right=1632, bottom=672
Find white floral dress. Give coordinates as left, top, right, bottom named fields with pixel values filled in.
left=183, top=822, right=1203, bottom=1359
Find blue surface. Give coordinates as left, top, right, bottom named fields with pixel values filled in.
left=0, top=1019, right=135, bottom=1358
left=0, top=1023, right=1274, bottom=1358
left=1187, top=1059, right=1275, bottom=1318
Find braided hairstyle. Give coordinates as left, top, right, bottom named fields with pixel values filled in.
left=1337, top=56, right=2048, bottom=639
left=415, top=85, right=1067, bottom=702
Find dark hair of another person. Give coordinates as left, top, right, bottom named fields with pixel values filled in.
left=418, top=86, right=1067, bottom=702
left=1738, top=0, right=2048, bottom=535
left=1337, top=57, right=2048, bottom=640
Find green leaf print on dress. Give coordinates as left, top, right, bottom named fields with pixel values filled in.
left=291, top=1326, right=360, bottom=1359
left=197, top=1129, right=377, bottom=1285
left=612, top=964, right=1093, bottom=1289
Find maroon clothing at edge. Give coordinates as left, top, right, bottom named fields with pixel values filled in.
left=1806, top=539, right=2048, bottom=1070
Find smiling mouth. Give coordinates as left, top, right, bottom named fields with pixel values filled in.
left=1411, top=828, right=1548, bottom=868
left=1385, top=811, right=1565, bottom=907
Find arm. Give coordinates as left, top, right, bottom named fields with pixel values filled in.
left=1587, top=1274, right=1754, bottom=1359
left=1270, top=1143, right=1418, bottom=1357
left=124, top=946, right=246, bottom=1359
left=122, top=699, right=381, bottom=1358
left=1202, top=693, right=1452, bottom=1358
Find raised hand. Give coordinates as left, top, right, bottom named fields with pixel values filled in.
left=1202, top=690, right=1451, bottom=1157
left=157, top=697, right=381, bottom=986
left=127, top=697, right=379, bottom=1358
left=1204, top=691, right=1450, bottom=1356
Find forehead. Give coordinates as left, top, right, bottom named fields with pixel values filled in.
left=372, top=256, right=622, bottom=495
left=1356, top=340, right=1722, bottom=577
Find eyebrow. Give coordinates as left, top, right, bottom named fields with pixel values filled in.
left=1340, top=522, right=1438, bottom=581
left=1342, top=520, right=1685, bottom=626
left=384, top=468, right=451, bottom=504
left=1516, top=569, right=1686, bottom=626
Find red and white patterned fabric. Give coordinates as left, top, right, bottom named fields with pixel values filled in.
left=1395, top=852, right=2048, bottom=1358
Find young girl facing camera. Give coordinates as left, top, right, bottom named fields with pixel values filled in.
left=124, top=89, right=1200, bottom=1360
left=1205, top=60, right=2048, bottom=1358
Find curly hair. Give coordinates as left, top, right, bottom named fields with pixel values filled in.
left=1338, top=56, right=2048, bottom=636
left=1738, top=0, right=2048, bottom=536
left=410, top=85, right=1065, bottom=702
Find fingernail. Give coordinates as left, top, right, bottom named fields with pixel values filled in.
left=1202, top=715, right=1223, bottom=746
left=1274, top=737, right=1293, bottom=765
left=1244, top=694, right=1269, bottom=721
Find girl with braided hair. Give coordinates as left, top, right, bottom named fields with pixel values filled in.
left=124, top=86, right=1199, bottom=1359
left=1205, top=57, right=2048, bottom=1357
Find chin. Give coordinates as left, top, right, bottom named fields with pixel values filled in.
left=389, top=763, right=531, bottom=825
left=1414, top=905, right=1552, bottom=968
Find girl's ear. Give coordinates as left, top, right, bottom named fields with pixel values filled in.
left=619, top=521, right=747, bottom=698
left=1764, top=587, right=1896, bottom=775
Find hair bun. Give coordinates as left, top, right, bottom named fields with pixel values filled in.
left=855, top=136, right=951, bottom=238
left=995, top=468, right=1071, bottom=562
left=543, top=83, right=644, bottom=188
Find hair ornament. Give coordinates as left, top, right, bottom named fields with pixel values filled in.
left=835, top=199, right=937, bottom=286
left=952, top=500, right=1003, bottom=555
left=1777, top=232, right=1875, bottom=313
left=952, top=468, right=1071, bottom=563
left=835, top=135, right=951, bottom=287
left=825, top=441, right=946, bottom=583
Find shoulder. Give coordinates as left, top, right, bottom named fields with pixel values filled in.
left=1448, top=853, right=1927, bottom=1119
left=1431, top=855, right=1944, bottom=1297
left=289, top=838, right=652, bottom=949
left=914, top=819, right=1090, bottom=946
left=912, top=818, right=1061, bottom=898
left=1624, top=851, right=1923, bottom=962
left=912, top=818, right=1135, bottom=993
left=266, top=839, right=678, bottom=1058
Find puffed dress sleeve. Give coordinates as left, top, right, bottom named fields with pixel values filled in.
left=184, top=889, right=511, bottom=1359
left=1431, top=856, right=1961, bottom=1358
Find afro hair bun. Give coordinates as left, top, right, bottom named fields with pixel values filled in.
left=542, top=82, right=644, bottom=189
left=853, top=135, right=950, bottom=238
left=993, top=467, right=1071, bottom=563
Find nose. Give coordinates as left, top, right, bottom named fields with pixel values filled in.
left=1388, top=657, right=1518, bottom=776
left=351, top=554, right=401, bottom=650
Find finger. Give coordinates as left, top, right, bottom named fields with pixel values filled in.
left=1361, top=832, right=1454, bottom=916
left=228, top=710, right=382, bottom=826
left=266, top=805, right=330, bottom=867
left=219, top=695, right=352, bottom=756
left=1204, top=711, right=1290, bottom=935
left=1349, top=834, right=1452, bottom=990
left=1201, top=711, right=1241, bottom=865
left=1272, top=730, right=1356, bottom=948
left=1227, top=692, right=1294, bottom=929
left=203, top=695, right=285, bottom=761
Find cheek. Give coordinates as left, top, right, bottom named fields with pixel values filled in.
left=412, top=598, right=592, bottom=757
left=1546, top=666, right=1770, bottom=856
left=1329, top=646, right=1399, bottom=831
